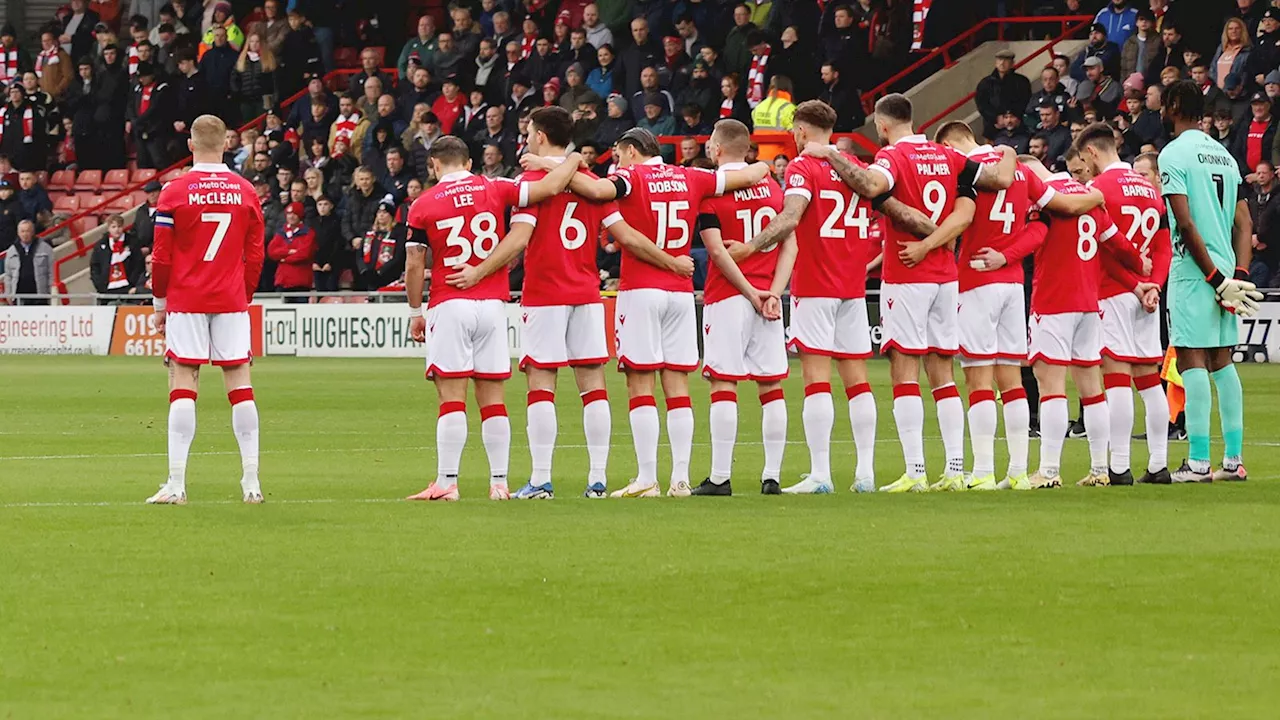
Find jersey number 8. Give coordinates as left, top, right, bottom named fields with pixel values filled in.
left=1076, top=214, right=1099, bottom=261
left=437, top=212, right=500, bottom=267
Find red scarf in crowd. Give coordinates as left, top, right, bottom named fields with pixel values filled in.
left=720, top=98, right=734, bottom=118
left=0, top=105, right=35, bottom=145
left=0, top=45, right=17, bottom=83
left=333, top=112, right=359, bottom=143
left=139, top=83, right=155, bottom=115
left=520, top=33, right=537, bottom=59
left=128, top=44, right=141, bottom=75
left=35, top=48, right=60, bottom=78
left=911, top=0, right=934, bottom=50
left=363, top=229, right=396, bottom=269
left=747, top=46, right=769, bottom=106
left=108, top=236, right=132, bottom=290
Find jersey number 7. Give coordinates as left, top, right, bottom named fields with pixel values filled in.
left=201, top=212, right=232, bottom=261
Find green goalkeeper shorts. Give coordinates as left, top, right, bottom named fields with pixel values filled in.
left=1168, top=277, right=1239, bottom=349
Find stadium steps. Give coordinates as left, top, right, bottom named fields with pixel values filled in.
left=854, top=39, right=1087, bottom=142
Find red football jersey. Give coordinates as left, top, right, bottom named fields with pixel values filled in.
left=520, top=161, right=622, bottom=307
left=785, top=152, right=872, bottom=299
left=872, top=135, right=977, bottom=284
left=698, top=162, right=784, bottom=305
left=609, top=158, right=724, bottom=292
left=406, top=170, right=526, bottom=308
left=1030, top=176, right=1120, bottom=315
left=151, top=164, right=264, bottom=314
left=1090, top=162, right=1172, bottom=300
left=958, top=150, right=1054, bottom=290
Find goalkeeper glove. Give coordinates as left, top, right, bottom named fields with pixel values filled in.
left=1207, top=269, right=1264, bottom=317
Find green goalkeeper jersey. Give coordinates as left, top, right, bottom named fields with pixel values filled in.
left=1158, top=128, right=1241, bottom=283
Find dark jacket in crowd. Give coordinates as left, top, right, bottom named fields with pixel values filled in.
left=341, top=186, right=381, bottom=242
left=1230, top=114, right=1279, bottom=176
left=174, top=70, right=209, bottom=128
left=975, top=68, right=1032, bottom=140
left=618, top=39, right=663, bottom=100
left=90, top=234, right=144, bottom=293
left=820, top=78, right=864, bottom=132
left=311, top=213, right=345, bottom=270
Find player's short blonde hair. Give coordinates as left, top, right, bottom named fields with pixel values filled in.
left=190, top=115, right=228, bottom=154
left=711, top=119, right=751, bottom=155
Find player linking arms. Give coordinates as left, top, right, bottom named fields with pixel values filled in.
left=147, top=115, right=266, bottom=505
left=1159, top=80, right=1264, bottom=483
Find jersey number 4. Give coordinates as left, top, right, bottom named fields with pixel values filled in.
left=818, top=190, right=869, bottom=239
left=200, top=212, right=232, bottom=261
left=437, top=212, right=500, bottom=267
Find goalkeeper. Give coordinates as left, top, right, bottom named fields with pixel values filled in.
left=1158, top=80, right=1263, bottom=483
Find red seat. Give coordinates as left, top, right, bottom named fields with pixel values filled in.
left=73, top=169, right=103, bottom=191
left=75, top=191, right=105, bottom=209
left=102, top=169, right=131, bottom=191
left=158, top=168, right=183, bottom=183
left=70, top=215, right=100, bottom=238
left=366, top=47, right=386, bottom=66
left=131, top=168, right=157, bottom=184
left=334, top=47, right=359, bottom=69
left=105, top=194, right=136, bottom=212
left=132, top=190, right=149, bottom=206
left=53, top=194, right=80, bottom=213
left=36, top=171, right=48, bottom=186
left=47, top=169, right=74, bottom=192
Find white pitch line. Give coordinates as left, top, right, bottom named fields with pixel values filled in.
left=0, top=497, right=404, bottom=509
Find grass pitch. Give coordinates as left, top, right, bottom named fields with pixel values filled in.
left=2, top=356, right=1279, bottom=719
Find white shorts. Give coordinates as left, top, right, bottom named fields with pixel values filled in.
left=958, top=283, right=1028, bottom=367
left=702, top=295, right=789, bottom=382
left=615, top=288, right=698, bottom=372
left=165, top=311, right=251, bottom=366
left=1029, top=311, right=1102, bottom=367
left=520, top=303, right=608, bottom=370
left=1100, top=293, right=1163, bottom=365
left=786, top=296, right=872, bottom=359
left=425, top=298, right=511, bottom=380
left=880, top=281, right=959, bottom=355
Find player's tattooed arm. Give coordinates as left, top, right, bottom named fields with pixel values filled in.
left=899, top=196, right=975, bottom=267
left=523, top=152, right=584, bottom=204
left=611, top=220, right=694, bottom=276
left=973, top=146, right=1016, bottom=191
left=806, top=143, right=889, bottom=198
left=879, top=197, right=937, bottom=238
left=447, top=223, right=533, bottom=290
left=744, top=194, right=806, bottom=256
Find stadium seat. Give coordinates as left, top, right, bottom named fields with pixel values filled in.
left=53, top=194, right=80, bottom=214
left=131, top=190, right=148, bottom=206
left=102, top=169, right=131, bottom=191
left=75, top=192, right=104, bottom=210
left=70, top=215, right=100, bottom=238
left=73, top=170, right=103, bottom=191
left=131, top=168, right=157, bottom=183
left=47, top=170, right=74, bottom=192
left=36, top=171, right=48, bottom=186
left=334, top=47, right=359, bottom=69
left=158, top=169, right=183, bottom=183
left=367, top=47, right=386, bottom=66
left=105, top=194, right=135, bottom=212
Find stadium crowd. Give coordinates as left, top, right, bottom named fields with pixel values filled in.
left=0, top=0, right=1272, bottom=300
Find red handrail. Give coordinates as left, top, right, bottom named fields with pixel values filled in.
left=49, top=68, right=379, bottom=288
left=917, top=18, right=1092, bottom=134
left=860, top=15, right=1093, bottom=114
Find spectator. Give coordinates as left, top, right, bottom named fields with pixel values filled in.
left=432, top=76, right=465, bottom=135
left=327, top=138, right=358, bottom=190
left=1212, top=18, right=1252, bottom=91
left=587, top=44, right=618, bottom=99
left=1266, top=70, right=1280, bottom=102
left=398, top=67, right=436, bottom=122
left=95, top=45, right=129, bottom=169
left=399, top=16, right=438, bottom=82
left=559, top=63, right=599, bottom=112
left=471, top=38, right=503, bottom=105
left=678, top=104, right=713, bottom=136
left=1028, top=133, right=1051, bottom=166
left=771, top=26, right=818, bottom=103
left=1117, top=87, right=1162, bottom=154
left=1236, top=0, right=1267, bottom=37
left=472, top=104, right=515, bottom=166
left=993, top=108, right=1031, bottom=154
left=342, top=167, right=381, bottom=258
left=349, top=47, right=395, bottom=99
left=1026, top=65, right=1072, bottom=128
left=364, top=95, right=407, bottom=158
left=724, top=4, right=757, bottom=79
left=583, top=4, right=613, bottom=50
left=0, top=178, right=19, bottom=252
left=451, top=5, right=483, bottom=62
left=298, top=98, right=332, bottom=142
left=151, top=6, right=191, bottom=45
left=491, top=11, right=518, bottom=54
left=578, top=140, right=606, bottom=175
left=328, top=94, right=369, bottom=162
left=0, top=85, right=44, bottom=172
left=822, top=4, right=860, bottom=68
left=268, top=202, right=315, bottom=299
left=619, top=17, right=662, bottom=101
left=1210, top=109, right=1234, bottom=145
left=22, top=71, right=61, bottom=154
left=571, top=97, right=601, bottom=147
left=1035, top=99, right=1072, bottom=167
left=4, top=220, right=53, bottom=305
left=172, top=50, right=208, bottom=136
left=1145, top=22, right=1185, bottom=88
left=199, top=26, right=238, bottom=124
left=1072, top=23, right=1121, bottom=82
left=1248, top=160, right=1280, bottom=286
left=718, top=73, right=752, bottom=127
left=480, top=142, right=515, bottom=178
left=34, top=30, right=72, bottom=100
left=506, top=74, right=538, bottom=128
left=744, top=31, right=771, bottom=108
left=817, top=61, right=863, bottom=132
left=248, top=0, right=291, bottom=56
left=595, top=93, right=634, bottom=148
left=1160, top=64, right=1182, bottom=86
left=461, top=89, right=490, bottom=138
left=680, top=136, right=704, bottom=166
left=524, top=37, right=558, bottom=89
left=976, top=49, right=1032, bottom=141
left=1231, top=91, right=1277, bottom=174
left=1248, top=10, right=1280, bottom=88
left=1224, top=74, right=1251, bottom=125
left=133, top=180, right=163, bottom=256
left=230, top=33, right=277, bottom=124
left=255, top=175, right=284, bottom=253
left=631, top=66, right=674, bottom=122
left=64, top=58, right=97, bottom=168
left=1077, top=56, right=1122, bottom=119
left=751, top=75, right=796, bottom=134
left=663, top=34, right=693, bottom=90
left=379, top=146, right=414, bottom=202
left=1051, top=54, right=1078, bottom=98
left=638, top=95, right=677, bottom=160
left=675, top=58, right=718, bottom=122
left=564, top=28, right=598, bottom=76
left=60, top=0, right=101, bottom=61
left=1189, top=63, right=1226, bottom=116
left=16, top=171, right=52, bottom=229
left=1095, top=0, right=1139, bottom=47
left=278, top=10, right=320, bottom=99
left=1121, top=9, right=1160, bottom=81
left=201, top=3, right=245, bottom=53
left=91, top=214, right=143, bottom=302
left=431, top=32, right=465, bottom=81
left=354, top=197, right=398, bottom=289
left=310, top=194, right=342, bottom=291
left=127, top=62, right=174, bottom=169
